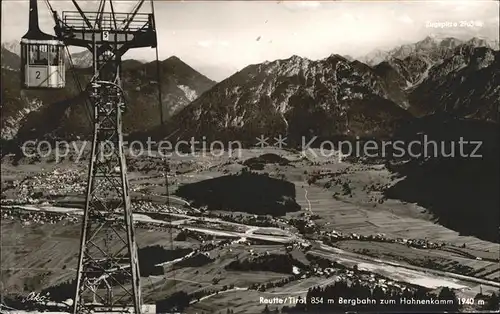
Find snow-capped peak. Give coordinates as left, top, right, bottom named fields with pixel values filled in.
left=2, top=40, right=21, bottom=55
left=178, top=84, right=198, bottom=102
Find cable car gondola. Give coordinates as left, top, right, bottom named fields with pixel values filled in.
left=20, top=0, right=65, bottom=89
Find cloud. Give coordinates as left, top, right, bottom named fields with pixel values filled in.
left=197, top=40, right=230, bottom=48
left=283, top=1, right=322, bottom=11
left=488, top=16, right=500, bottom=24
left=341, top=13, right=357, bottom=21
left=197, top=40, right=212, bottom=48
left=397, top=15, right=414, bottom=24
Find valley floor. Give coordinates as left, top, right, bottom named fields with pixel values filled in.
left=1, top=148, right=499, bottom=313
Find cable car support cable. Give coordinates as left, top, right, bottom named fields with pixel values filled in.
left=150, top=0, right=177, bottom=291
left=44, top=0, right=94, bottom=131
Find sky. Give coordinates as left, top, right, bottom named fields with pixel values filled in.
left=1, top=0, right=499, bottom=81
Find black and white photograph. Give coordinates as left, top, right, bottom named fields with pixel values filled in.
left=1, top=0, right=499, bottom=313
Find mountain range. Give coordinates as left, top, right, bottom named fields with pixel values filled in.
left=359, top=36, right=499, bottom=66
left=1, top=45, right=215, bottom=141
left=162, top=54, right=411, bottom=143
left=1, top=35, right=499, bottom=143
left=161, top=36, right=499, bottom=143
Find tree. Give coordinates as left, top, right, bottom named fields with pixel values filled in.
left=438, top=287, right=459, bottom=312
left=295, top=296, right=306, bottom=312
left=262, top=304, right=270, bottom=314
left=485, top=292, right=499, bottom=311
left=372, top=286, right=386, bottom=311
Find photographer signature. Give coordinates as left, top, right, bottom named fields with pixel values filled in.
left=21, top=292, right=50, bottom=303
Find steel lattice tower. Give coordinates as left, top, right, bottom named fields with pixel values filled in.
left=50, top=1, right=157, bottom=312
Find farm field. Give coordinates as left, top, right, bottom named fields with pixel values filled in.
left=334, top=240, right=500, bottom=280
left=292, top=174, right=499, bottom=253
left=3, top=148, right=499, bottom=274
left=1, top=147, right=499, bottom=312
left=185, top=289, right=265, bottom=314
left=0, top=220, right=191, bottom=295
left=0, top=219, right=295, bottom=306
